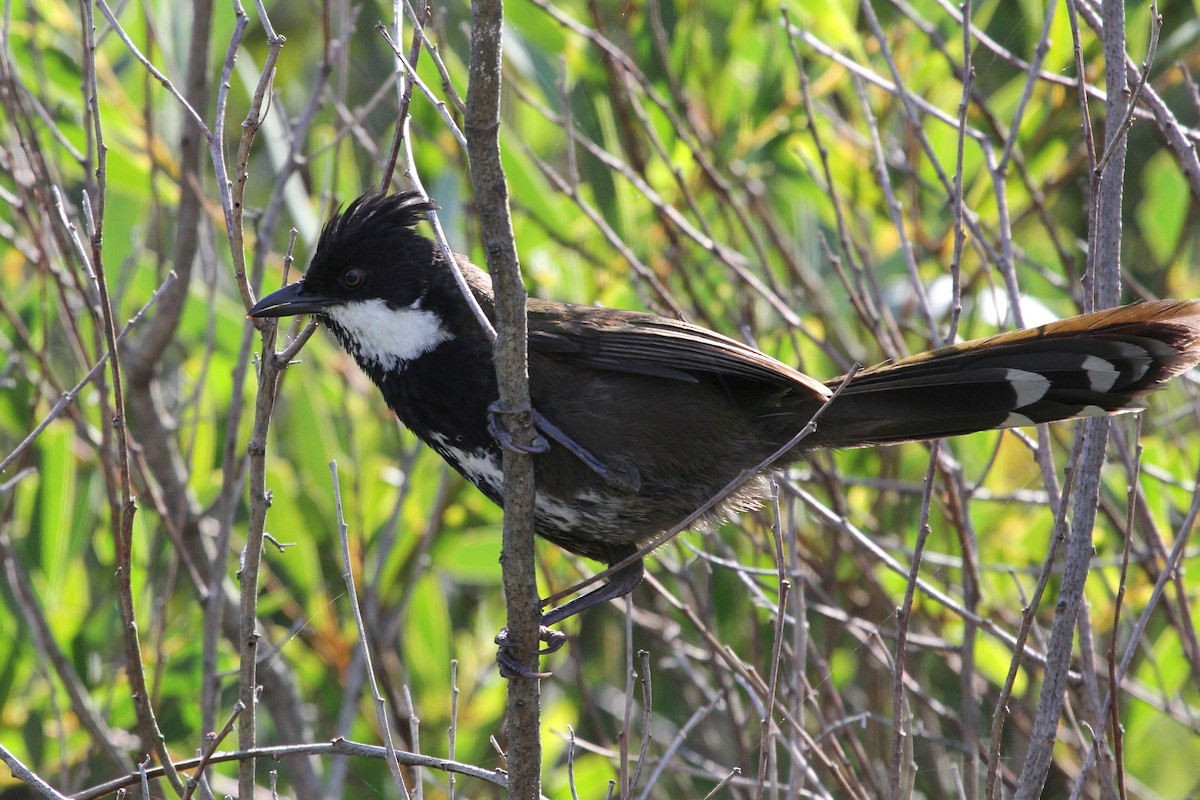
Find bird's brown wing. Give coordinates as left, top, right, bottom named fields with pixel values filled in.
left=526, top=300, right=831, bottom=400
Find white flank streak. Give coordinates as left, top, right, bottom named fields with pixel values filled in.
left=1076, top=404, right=1112, bottom=418
left=1081, top=355, right=1119, bottom=393
left=326, top=298, right=452, bottom=371
left=1004, top=368, right=1051, bottom=407
left=429, top=432, right=602, bottom=530
left=428, top=435, right=503, bottom=492
left=536, top=495, right=585, bottom=530
left=452, top=449, right=505, bottom=492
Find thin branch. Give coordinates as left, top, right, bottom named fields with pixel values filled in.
left=329, top=461, right=412, bottom=799
left=888, top=447, right=940, bottom=799
left=73, top=739, right=527, bottom=800
left=462, top=6, right=543, bottom=800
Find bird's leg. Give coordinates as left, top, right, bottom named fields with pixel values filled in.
left=488, top=400, right=642, bottom=492
left=496, top=557, right=645, bottom=679
left=530, top=409, right=642, bottom=493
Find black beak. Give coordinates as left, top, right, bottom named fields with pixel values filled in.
left=248, top=280, right=337, bottom=318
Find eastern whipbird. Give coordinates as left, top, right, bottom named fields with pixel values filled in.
left=249, top=190, right=1200, bottom=677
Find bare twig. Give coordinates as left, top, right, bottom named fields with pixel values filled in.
left=73, top=739, right=528, bottom=800
left=329, top=461, right=411, bottom=798
left=0, top=744, right=71, bottom=800
left=462, top=4, right=543, bottom=800
left=888, top=447, right=940, bottom=799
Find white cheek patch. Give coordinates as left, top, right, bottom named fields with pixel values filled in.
left=326, top=298, right=452, bottom=371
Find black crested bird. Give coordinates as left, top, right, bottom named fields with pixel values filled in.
left=249, top=190, right=1200, bottom=676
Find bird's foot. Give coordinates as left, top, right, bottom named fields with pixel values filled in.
left=492, top=558, right=645, bottom=678
left=486, top=401, right=550, bottom=454
left=494, top=624, right=568, bottom=679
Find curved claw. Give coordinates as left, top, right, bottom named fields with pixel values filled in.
left=494, top=625, right=568, bottom=679
left=537, top=627, right=568, bottom=655
left=487, top=401, right=550, bottom=454
left=496, top=647, right=554, bottom=680
left=492, top=558, right=644, bottom=679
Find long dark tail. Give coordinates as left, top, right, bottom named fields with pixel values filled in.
left=811, top=300, right=1200, bottom=449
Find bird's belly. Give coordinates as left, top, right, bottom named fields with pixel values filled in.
left=423, top=434, right=676, bottom=556
left=425, top=431, right=772, bottom=563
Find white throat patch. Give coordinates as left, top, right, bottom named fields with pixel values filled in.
left=326, top=298, right=452, bottom=371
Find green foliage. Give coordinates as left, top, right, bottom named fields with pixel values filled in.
left=3, top=0, right=1200, bottom=798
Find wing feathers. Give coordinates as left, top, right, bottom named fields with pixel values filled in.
left=528, top=303, right=831, bottom=399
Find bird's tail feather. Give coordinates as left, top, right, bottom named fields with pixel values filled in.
left=810, top=300, right=1200, bottom=449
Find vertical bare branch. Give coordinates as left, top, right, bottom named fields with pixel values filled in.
left=74, top=0, right=185, bottom=790
left=463, top=0, right=543, bottom=798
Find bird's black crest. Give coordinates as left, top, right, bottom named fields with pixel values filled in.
left=316, top=190, right=439, bottom=254
left=305, top=190, right=441, bottom=286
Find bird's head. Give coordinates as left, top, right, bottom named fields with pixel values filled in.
left=248, top=191, right=459, bottom=372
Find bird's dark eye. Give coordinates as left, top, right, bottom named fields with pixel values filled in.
left=341, top=267, right=365, bottom=289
